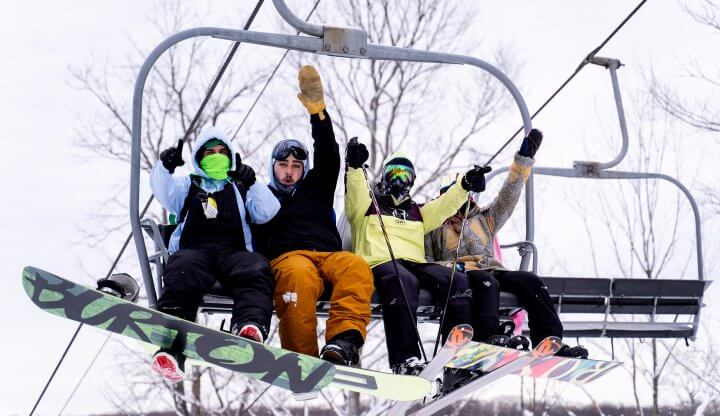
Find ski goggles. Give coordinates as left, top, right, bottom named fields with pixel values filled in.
left=272, top=140, right=308, bottom=161
left=384, top=164, right=415, bottom=185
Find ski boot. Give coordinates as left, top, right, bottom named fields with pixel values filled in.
left=507, top=335, right=530, bottom=350
left=439, top=367, right=483, bottom=395
left=231, top=322, right=266, bottom=343
left=151, top=348, right=186, bottom=383
left=320, top=339, right=360, bottom=367
left=556, top=343, right=589, bottom=359
left=96, top=273, right=139, bottom=302
left=391, top=356, right=425, bottom=376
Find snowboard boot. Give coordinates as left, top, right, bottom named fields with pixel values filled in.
left=151, top=348, right=186, bottom=383
left=556, top=343, right=589, bottom=359
left=439, top=367, right=483, bottom=395
left=391, top=356, right=425, bottom=376
left=507, top=335, right=531, bottom=351
left=96, top=273, right=140, bottom=302
left=231, top=322, right=265, bottom=343
left=321, top=339, right=360, bottom=367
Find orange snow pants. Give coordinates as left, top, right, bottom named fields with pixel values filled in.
left=270, top=250, right=374, bottom=357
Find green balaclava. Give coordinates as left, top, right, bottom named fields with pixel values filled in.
left=199, top=139, right=231, bottom=180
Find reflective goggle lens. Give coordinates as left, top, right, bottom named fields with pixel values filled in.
left=273, top=141, right=307, bottom=160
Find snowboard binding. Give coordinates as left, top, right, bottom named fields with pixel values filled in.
left=488, top=321, right=531, bottom=350
left=96, top=273, right=140, bottom=303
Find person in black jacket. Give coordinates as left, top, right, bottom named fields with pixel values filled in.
left=253, top=66, right=373, bottom=366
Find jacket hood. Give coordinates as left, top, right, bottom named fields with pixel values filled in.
left=268, top=138, right=310, bottom=193
left=191, top=127, right=238, bottom=179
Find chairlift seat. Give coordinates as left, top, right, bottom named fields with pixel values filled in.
left=560, top=321, right=696, bottom=338
left=142, top=219, right=709, bottom=339
left=542, top=277, right=611, bottom=314
left=199, top=284, right=522, bottom=320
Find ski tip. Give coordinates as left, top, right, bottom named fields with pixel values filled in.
left=446, top=324, right=474, bottom=347
left=531, top=336, right=563, bottom=357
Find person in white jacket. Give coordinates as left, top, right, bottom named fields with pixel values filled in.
left=148, top=127, right=280, bottom=382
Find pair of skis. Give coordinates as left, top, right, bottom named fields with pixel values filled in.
left=390, top=330, right=621, bottom=415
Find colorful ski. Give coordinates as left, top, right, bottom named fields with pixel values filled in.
left=387, top=324, right=474, bottom=416
left=447, top=341, right=621, bottom=384
left=410, top=337, right=562, bottom=416
left=22, top=266, right=430, bottom=401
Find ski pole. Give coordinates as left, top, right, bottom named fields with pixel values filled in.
left=359, top=165, right=429, bottom=364
left=432, top=190, right=473, bottom=357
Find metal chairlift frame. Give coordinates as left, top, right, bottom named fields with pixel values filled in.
left=485, top=56, right=708, bottom=339
left=129, top=0, right=707, bottom=340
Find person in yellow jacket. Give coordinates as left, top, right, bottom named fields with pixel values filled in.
left=253, top=66, right=373, bottom=367
left=344, top=139, right=491, bottom=374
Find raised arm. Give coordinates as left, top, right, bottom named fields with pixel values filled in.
left=149, top=161, right=191, bottom=216
left=149, top=140, right=191, bottom=215
left=345, top=167, right=373, bottom=224
left=306, top=110, right=340, bottom=188
left=297, top=65, right=340, bottom=190
left=419, top=181, right=469, bottom=233
left=484, top=129, right=541, bottom=233
left=344, top=138, right=372, bottom=224
left=483, top=153, right=534, bottom=233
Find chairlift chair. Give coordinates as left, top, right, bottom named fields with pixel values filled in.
left=132, top=0, right=709, bottom=342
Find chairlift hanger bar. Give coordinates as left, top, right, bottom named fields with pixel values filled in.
left=484, top=57, right=705, bottom=338
left=130, top=1, right=533, bottom=307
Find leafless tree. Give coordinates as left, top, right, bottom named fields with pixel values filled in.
left=70, top=1, right=269, bottom=237
left=297, top=0, right=517, bottom=200
left=648, top=0, right=720, bottom=218
left=570, top=93, right=696, bottom=416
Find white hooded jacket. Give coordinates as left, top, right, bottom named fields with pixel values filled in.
left=149, top=127, right=280, bottom=253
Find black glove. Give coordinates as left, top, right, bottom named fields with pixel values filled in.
left=227, top=153, right=256, bottom=189
left=519, top=128, right=543, bottom=158
left=159, top=139, right=185, bottom=173
left=461, top=165, right=493, bottom=192
left=345, top=137, right=369, bottom=169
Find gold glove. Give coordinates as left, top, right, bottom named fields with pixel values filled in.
left=297, top=65, right=326, bottom=120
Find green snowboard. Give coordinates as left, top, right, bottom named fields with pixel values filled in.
left=22, top=266, right=430, bottom=401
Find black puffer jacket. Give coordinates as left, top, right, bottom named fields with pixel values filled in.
left=253, top=110, right=342, bottom=260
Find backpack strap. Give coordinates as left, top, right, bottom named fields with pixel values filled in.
left=176, top=176, right=251, bottom=225
left=232, top=181, right=251, bottom=224
left=177, top=175, right=203, bottom=224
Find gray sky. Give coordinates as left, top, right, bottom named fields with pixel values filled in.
left=1, top=1, right=718, bottom=415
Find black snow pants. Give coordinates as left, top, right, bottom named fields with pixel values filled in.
left=373, top=260, right=473, bottom=366
left=467, top=269, right=563, bottom=346
left=158, top=243, right=275, bottom=334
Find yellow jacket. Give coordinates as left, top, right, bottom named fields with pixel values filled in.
left=345, top=167, right=469, bottom=267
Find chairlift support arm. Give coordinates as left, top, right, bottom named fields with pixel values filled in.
left=485, top=58, right=705, bottom=338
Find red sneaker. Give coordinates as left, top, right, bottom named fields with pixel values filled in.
left=151, top=350, right=185, bottom=383
left=233, top=323, right=264, bottom=343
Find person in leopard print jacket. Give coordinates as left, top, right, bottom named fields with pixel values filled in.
left=425, top=129, right=588, bottom=359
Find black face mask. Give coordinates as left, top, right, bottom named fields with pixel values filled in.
left=377, top=181, right=411, bottom=207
